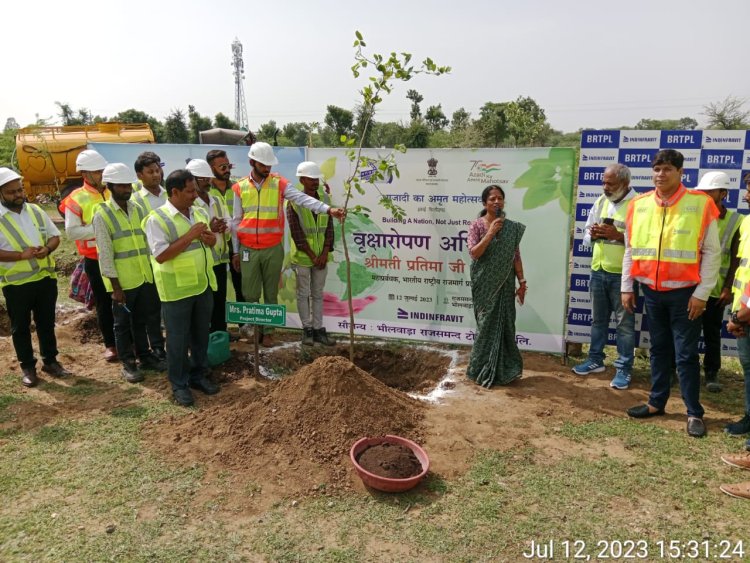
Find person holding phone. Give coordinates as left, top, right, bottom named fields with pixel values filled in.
left=573, top=163, right=637, bottom=390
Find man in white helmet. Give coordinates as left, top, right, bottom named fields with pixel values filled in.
left=693, top=171, right=742, bottom=393
left=0, top=168, right=72, bottom=387
left=230, top=142, right=345, bottom=348
left=287, top=161, right=336, bottom=346
left=93, top=163, right=165, bottom=383
left=62, top=149, right=117, bottom=361
left=187, top=158, right=231, bottom=333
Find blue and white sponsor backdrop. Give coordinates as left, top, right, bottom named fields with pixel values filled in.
left=568, top=129, right=750, bottom=355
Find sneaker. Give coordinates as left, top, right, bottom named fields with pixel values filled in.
left=609, top=369, right=631, bottom=390
left=313, top=327, right=336, bottom=346
left=572, top=359, right=605, bottom=375
left=121, top=362, right=145, bottom=383
left=725, top=415, right=750, bottom=436
left=302, top=327, right=314, bottom=346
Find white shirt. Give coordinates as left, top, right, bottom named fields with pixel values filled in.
left=135, top=185, right=168, bottom=212
left=0, top=203, right=60, bottom=270
left=582, top=189, right=636, bottom=248
left=194, top=193, right=217, bottom=220
left=144, top=201, right=201, bottom=258
left=231, top=175, right=330, bottom=250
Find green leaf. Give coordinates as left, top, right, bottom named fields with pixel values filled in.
left=340, top=134, right=347, bottom=143
left=355, top=30, right=363, bottom=40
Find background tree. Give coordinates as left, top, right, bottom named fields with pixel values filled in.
left=369, top=121, right=407, bottom=148
left=354, top=104, right=375, bottom=148
left=161, top=109, right=189, bottom=144
left=256, top=120, right=281, bottom=145
left=404, top=119, right=430, bottom=148
left=55, top=102, right=98, bottom=126
left=504, top=96, right=547, bottom=146
left=406, top=89, right=423, bottom=121
left=281, top=122, right=311, bottom=147
left=424, top=104, right=449, bottom=132
left=477, top=101, right=509, bottom=147
left=4, top=118, right=19, bottom=132
left=323, top=105, right=354, bottom=146
left=450, top=108, right=471, bottom=132
left=703, top=96, right=750, bottom=129
left=187, top=105, right=213, bottom=144
left=112, top=108, right=164, bottom=142
left=634, top=117, right=699, bottom=130
left=213, top=113, right=240, bottom=130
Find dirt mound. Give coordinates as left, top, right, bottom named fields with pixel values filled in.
left=213, top=350, right=254, bottom=383
left=149, top=356, right=425, bottom=495
left=67, top=312, right=103, bottom=345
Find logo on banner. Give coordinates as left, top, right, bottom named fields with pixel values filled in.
left=397, top=307, right=464, bottom=323
left=581, top=131, right=620, bottom=148
left=427, top=158, right=438, bottom=176
left=660, top=131, right=702, bottom=148
left=578, top=167, right=605, bottom=185
left=705, top=134, right=744, bottom=145
left=618, top=148, right=658, bottom=167
left=360, top=159, right=394, bottom=183
left=467, top=160, right=504, bottom=183
left=582, top=154, right=616, bottom=163
left=700, top=150, right=743, bottom=170
left=622, top=134, right=658, bottom=143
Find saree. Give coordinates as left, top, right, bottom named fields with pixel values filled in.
left=467, top=218, right=526, bottom=387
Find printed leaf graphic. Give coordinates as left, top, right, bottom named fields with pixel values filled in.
left=337, top=261, right=375, bottom=299
left=319, top=157, right=337, bottom=181
left=514, top=149, right=574, bottom=213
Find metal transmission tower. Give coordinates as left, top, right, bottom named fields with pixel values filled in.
left=231, top=38, right=249, bottom=131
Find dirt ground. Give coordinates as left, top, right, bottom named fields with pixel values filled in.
left=0, top=308, right=740, bottom=517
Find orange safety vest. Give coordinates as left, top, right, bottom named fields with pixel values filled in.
left=626, top=185, right=718, bottom=291
left=62, top=183, right=110, bottom=259
left=232, top=173, right=289, bottom=249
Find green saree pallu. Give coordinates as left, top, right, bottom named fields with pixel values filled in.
left=467, top=219, right=525, bottom=387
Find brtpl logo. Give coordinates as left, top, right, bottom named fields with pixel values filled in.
left=581, top=130, right=620, bottom=148
left=397, top=307, right=408, bottom=319
left=578, top=167, right=605, bottom=185
left=700, top=150, right=743, bottom=170
left=618, top=148, right=657, bottom=167
left=681, top=169, right=698, bottom=187
left=660, top=130, right=702, bottom=148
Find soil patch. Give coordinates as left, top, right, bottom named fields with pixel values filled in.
left=0, top=304, right=10, bottom=336
left=213, top=350, right=254, bottom=383
left=356, top=443, right=422, bottom=479
left=66, top=312, right=103, bottom=345
left=146, top=356, right=425, bottom=496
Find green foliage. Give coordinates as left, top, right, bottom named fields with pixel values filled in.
left=0, top=129, right=16, bottom=168
left=425, top=104, right=449, bottom=132
left=504, top=96, right=547, bottom=146
left=324, top=105, right=355, bottom=145
left=55, top=101, right=98, bottom=126
left=187, top=105, right=213, bottom=144
left=213, top=112, right=240, bottom=130
left=406, top=89, right=424, bottom=121
left=477, top=101, right=509, bottom=147
left=635, top=117, right=699, bottom=130
left=450, top=107, right=471, bottom=132
left=514, top=147, right=575, bottom=214
left=282, top=122, right=312, bottom=146
left=161, top=109, right=189, bottom=143
left=703, top=96, right=750, bottom=130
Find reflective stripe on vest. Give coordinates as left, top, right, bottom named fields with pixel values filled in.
left=0, top=204, right=56, bottom=287
left=148, top=206, right=217, bottom=302
left=96, top=200, right=153, bottom=291
left=626, top=187, right=716, bottom=291
left=591, top=194, right=628, bottom=274
left=732, top=217, right=750, bottom=311
left=131, top=186, right=167, bottom=214
left=207, top=194, right=231, bottom=264
left=289, top=186, right=331, bottom=267
left=233, top=174, right=287, bottom=249
left=64, top=185, right=110, bottom=259
left=711, top=210, right=743, bottom=298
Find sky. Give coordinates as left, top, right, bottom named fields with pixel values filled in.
left=2, top=0, right=749, bottom=134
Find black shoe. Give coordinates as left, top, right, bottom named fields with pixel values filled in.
left=627, top=404, right=665, bottom=418
left=21, top=367, right=38, bottom=388
left=121, top=363, right=145, bottom=383
left=313, top=327, right=336, bottom=346
left=189, top=377, right=219, bottom=395
left=687, top=417, right=707, bottom=438
left=173, top=388, right=195, bottom=407
left=152, top=348, right=167, bottom=361
left=42, top=362, right=72, bottom=378
left=302, top=327, right=314, bottom=346
left=725, top=414, right=750, bottom=436
left=139, top=354, right=167, bottom=372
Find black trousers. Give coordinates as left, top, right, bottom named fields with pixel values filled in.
left=112, top=281, right=164, bottom=364
left=83, top=257, right=115, bottom=347
left=230, top=264, right=244, bottom=302
left=700, top=295, right=724, bottom=376
left=2, top=276, right=58, bottom=370
left=211, top=263, right=228, bottom=333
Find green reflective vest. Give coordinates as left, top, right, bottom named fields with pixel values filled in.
left=591, top=194, right=627, bottom=274
left=95, top=199, right=153, bottom=292
left=289, top=186, right=332, bottom=267
left=146, top=206, right=217, bottom=302
left=0, top=204, right=56, bottom=288
left=196, top=194, right=230, bottom=265
left=210, top=178, right=239, bottom=218
left=711, top=209, right=743, bottom=299
left=732, top=217, right=750, bottom=311
left=131, top=185, right=167, bottom=214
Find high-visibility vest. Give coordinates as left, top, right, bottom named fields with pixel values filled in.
left=289, top=186, right=332, bottom=267
left=63, top=183, right=110, bottom=259
left=131, top=185, right=167, bottom=214
left=0, top=204, right=56, bottom=288
left=591, top=194, right=628, bottom=274
left=210, top=179, right=238, bottom=217
left=626, top=186, right=717, bottom=291
left=194, top=194, right=231, bottom=265
left=146, top=206, right=217, bottom=302
left=711, top=208, right=743, bottom=299
left=95, top=199, right=153, bottom=292
left=732, top=217, right=750, bottom=311
left=232, top=173, right=289, bottom=249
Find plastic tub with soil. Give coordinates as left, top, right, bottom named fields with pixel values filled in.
left=350, top=435, right=429, bottom=492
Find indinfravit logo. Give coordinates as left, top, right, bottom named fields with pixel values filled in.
left=622, top=134, right=658, bottom=143
left=396, top=308, right=464, bottom=323
left=704, top=134, right=744, bottom=145
left=397, top=307, right=408, bottom=319
left=582, top=154, right=616, bottom=162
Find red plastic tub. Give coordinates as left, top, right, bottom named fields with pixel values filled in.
left=350, top=435, right=430, bottom=493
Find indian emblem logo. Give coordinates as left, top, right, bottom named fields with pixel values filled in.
left=427, top=157, right=438, bottom=177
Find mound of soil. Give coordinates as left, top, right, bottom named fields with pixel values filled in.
left=149, top=356, right=425, bottom=494
left=213, top=350, right=254, bottom=383
left=68, top=312, right=103, bottom=345
left=356, top=443, right=422, bottom=479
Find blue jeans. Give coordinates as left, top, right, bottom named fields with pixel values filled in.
left=735, top=333, right=750, bottom=417
left=588, top=269, right=635, bottom=371
left=642, top=285, right=703, bottom=418
left=162, top=288, right=213, bottom=392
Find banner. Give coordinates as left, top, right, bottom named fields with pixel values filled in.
left=568, top=129, right=750, bottom=355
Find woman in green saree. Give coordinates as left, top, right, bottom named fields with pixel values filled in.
left=467, top=185, right=527, bottom=387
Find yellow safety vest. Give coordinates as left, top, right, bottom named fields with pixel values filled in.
left=95, top=199, right=153, bottom=291
left=0, top=204, right=56, bottom=288
left=732, top=216, right=750, bottom=311
left=711, top=209, right=742, bottom=299
left=210, top=179, right=238, bottom=217
left=196, top=194, right=231, bottom=265
left=146, top=206, right=217, bottom=302
left=591, top=194, right=627, bottom=274
left=289, top=186, right=332, bottom=267
left=131, top=186, right=167, bottom=214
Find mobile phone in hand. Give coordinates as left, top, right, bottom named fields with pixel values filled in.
left=602, top=218, right=614, bottom=225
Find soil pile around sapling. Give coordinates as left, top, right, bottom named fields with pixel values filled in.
left=67, top=312, right=103, bottom=345
left=149, top=355, right=426, bottom=494
left=356, top=443, right=422, bottom=479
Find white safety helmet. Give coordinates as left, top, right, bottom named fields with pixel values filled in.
left=76, top=149, right=108, bottom=172
left=102, top=163, right=137, bottom=185
left=247, top=142, right=278, bottom=166
left=185, top=158, right=214, bottom=179
left=695, top=171, right=731, bottom=191
left=296, top=161, right=324, bottom=180
left=0, top=167, right=22, bottom=188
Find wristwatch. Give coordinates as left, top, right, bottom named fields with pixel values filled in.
left=731, top=312, right=745, bottom=325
